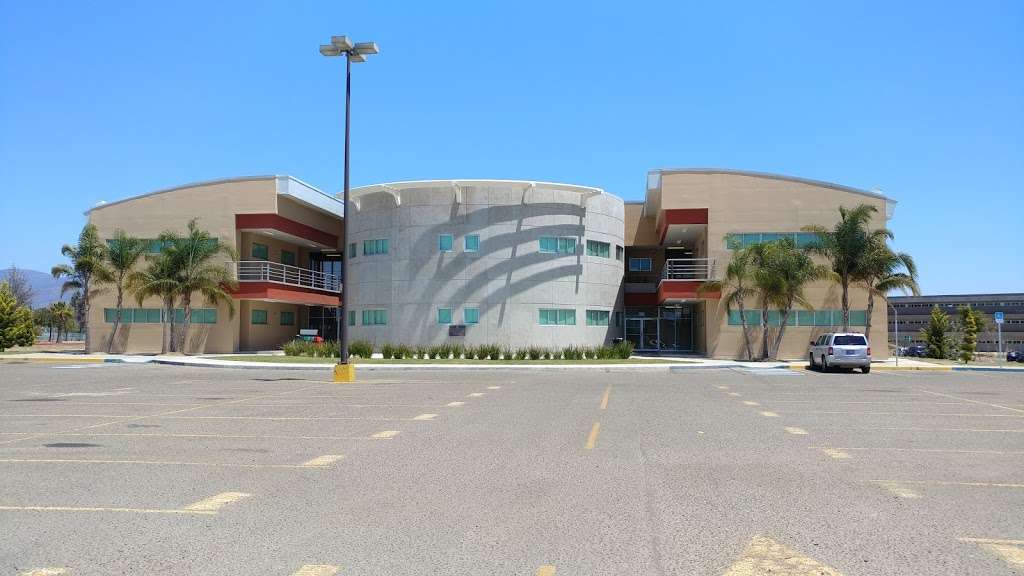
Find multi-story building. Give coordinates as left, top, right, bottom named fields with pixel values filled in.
left=84, top=169, right=894, bottom=358
left=888, top=293, right=1024, bottom=352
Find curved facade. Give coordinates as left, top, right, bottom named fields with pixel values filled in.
left=345, top=180, right=624, bottom=348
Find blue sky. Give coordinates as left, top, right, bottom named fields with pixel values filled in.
left=1, top=1, right=1021, bottom=294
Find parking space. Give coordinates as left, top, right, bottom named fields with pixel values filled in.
left=1, top=362, right=1022, bottom=574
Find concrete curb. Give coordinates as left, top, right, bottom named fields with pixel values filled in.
left=0, top=356, right=108, bottom=364
left=152, top=358, right=688, bottom=371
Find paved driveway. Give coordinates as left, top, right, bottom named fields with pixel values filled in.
left=0, top=363, right=1021, bottom=575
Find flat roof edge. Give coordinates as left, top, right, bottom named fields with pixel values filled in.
left=651, top=168, right=896, bottom=203
left=85, top=175, right=332, bottom=215
left=349, top=179, right=619, bottom=201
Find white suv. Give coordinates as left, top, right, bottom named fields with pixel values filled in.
left=809, top=333, right=871, bottom=373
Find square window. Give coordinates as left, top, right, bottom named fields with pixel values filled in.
left=586, top=240, right=610, bottom=258
left=150, top=308, right=165, bottom=323
left=252, top=243, right=269, bottom=260
left=348, top=311, right=355, bottom=326
left=814, top=310, right=833, bottom=327
left=797, top=310, right=815, bottom=326
left=374, top=309, right=387, bottom=325
left=280, top=311, right=295, bottom=326
left=464, top=307, right=479, bottom=324
left=438, top=308, right=452, bottom=324
left=616, top=245, right=624, bottom=260
left=349, top=243, right=357, bottom=258
left=465, top=234, right=480, bottom=252
left=539, top=237, right=557, bottom=253
left=439, top=234, right=454, bottom=252
left=558, top=237, right=576, bottom=254
left=104, top=308, right=116, bottom=323
left=251, top=309, right=268, bottom=325
left=741, top=233, right=761, bottom=248
left=557, top=309, right=576, bottom=325
left=586, top=310, right=610, bottom=326
left=629, top=257, right=652, bottom=272
left=362, top=310, right=371, bottom=325
left=849, top=310, right=868, bottom=326
left=281, top=250, right=296, bottom=266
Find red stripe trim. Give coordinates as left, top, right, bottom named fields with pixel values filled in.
left=235, top=214, right=338, bottom=247
left=230, top=282, right=341, bottom=306
left=657, top=208, right=708, bottom=244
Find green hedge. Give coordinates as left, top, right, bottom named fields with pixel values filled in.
left=282, top=340, right=634, bottom=360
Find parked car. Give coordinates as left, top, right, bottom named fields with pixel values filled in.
left=1008, top=349, right=1024, bottom=362
left=809, top=333, right=872, bottom=373
left=904, top=344, right=928, bottom=358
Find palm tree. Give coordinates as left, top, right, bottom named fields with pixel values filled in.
left=748, top=242, right=787, bottom=360
left=699, top=247, right=757, bottom=360
left=162, top=220, right=238, bottom=353
left=52, top=224, right=111, bottom=352
left=858, top=240, right=919, bottom=341
left=128, top=249, right=180, bottom=354
left=49, top=301, right=74, bottom=343
left=764, top=238, right=832, bottom=359
left=105, top=231, right=147, bottom=353
left=803, top=204, right=891, bottom=331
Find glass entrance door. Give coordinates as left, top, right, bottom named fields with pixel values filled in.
left=626, top=306, right=696, bottom=352
left=626, top=317, right=660, bottom=351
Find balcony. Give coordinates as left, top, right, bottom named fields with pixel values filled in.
left=230, top=261, right=340, bottom=293
left=662, top=258, right=715, bottom=282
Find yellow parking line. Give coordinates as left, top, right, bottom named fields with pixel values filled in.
left=727, top=392, right=741, bottom=397
left=0, top=432, right=392, bottom=441
left=599, top=386, right=611, bottom=410
left=535, top=565, right=556, bottom=576
left=872, top=480, right=1024, bottom=489
left=716, top=386, right=729, bottom=390
left=783, top=427, right=808, bottom=435
left=372, top=430, right=400, bottom=438
left=487, top=386, right=502, bottom=390
left=812, top=446, right=1024, bottom=456
left=742, top=401, right=760, bottom=406
left=759, top=411, right=779, bottom=418
left=824, top=427, right=1024, bottom=433
left=959, top=538, right=1024, bottom=567
left=291, top=566, right=340, bottom=576
left=446, top=402, right=465, bottom=407
left=584, top=422, right=601, bottom=450
left=184, top=491, right=251, bottom=512
left=413, top=413, right=437, bottom=420
left=149, top=415, right=423, bottom=421
left=0, top=458, right=333, bottom=469
left=877, top=482, right=922, bottom=499
left=18, top=569, right=68, bottom=576
left=820, top=448, right=852, bottom=459
left=791, top=412, right=1024, bottom=418
left=301, top=455, right=346, bottom=468
left=467, top=393, right=485, bottom=398
left=0, top=505, right=213, bottom=515
left=960, top=538, right=1024, bottom=545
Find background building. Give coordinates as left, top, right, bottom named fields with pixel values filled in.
left=345, top=180, right=624, bottom=348
left=888, top=294, right=1024, bottom=352
left=86, top=176, right=343, bottom=354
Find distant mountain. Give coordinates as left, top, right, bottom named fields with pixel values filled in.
left=0, top=268, right=71, bottom=308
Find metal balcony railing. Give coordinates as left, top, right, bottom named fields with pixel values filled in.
left=230, top=261, right=341, bottom=292
left=662, top=258, right=715, bottom=281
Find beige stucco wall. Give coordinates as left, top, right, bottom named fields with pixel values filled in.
left=656, top=171, right=890, bottom=359
left=238, top=300, right=301, bottom=351
left=651, top=170, right=892, bottom=356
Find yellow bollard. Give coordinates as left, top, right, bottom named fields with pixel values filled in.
left=333, top=363, right=356, bottom=383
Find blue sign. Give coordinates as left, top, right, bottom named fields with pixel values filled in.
left=994, top=311, right=1004, bottom=324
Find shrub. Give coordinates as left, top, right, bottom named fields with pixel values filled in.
left=487, top=345, right=501, bottom=360
left=502, top=347, right=513, bottom=361
left=381, top=343, right=396, bottom=359
left=349, top=339, right=374, bottom=358
left=283, top=340, right=305, bottom=357
left=540, top=348, right=553, bottom=360
left=514, top=348, right=528, bottom=361
left=612, top=340, right=634, bottom=359
left=526, top=347, right=542, bottom=360
left=450, top=343, right=464, bottom=360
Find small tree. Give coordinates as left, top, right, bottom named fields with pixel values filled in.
left=52, top=224, right=111, bottom=352
left=920, top=305, right=951, bottom=359
left=49, top=301, right=74, bottom=343
left=956, top=306, right=986, bottom=364
left=105, top=231, right=147, bottom=353
left=0, top=282, right=36, bottom=351
left=128, top=250, right=180, bottom=354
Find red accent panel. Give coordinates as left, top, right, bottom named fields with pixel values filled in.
left=657, top=280, right=719, bottom=303
left=657, top=208, right=709, bottom=244
left=235, top=214, right=338, bottom=247
left=230, top=282, right=341, bottom=306
left=624, top=293, right=659, bottom=307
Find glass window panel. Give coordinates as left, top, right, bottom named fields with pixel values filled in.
left=438, top=308, right=452, bottom=324
left=557, top=309, right=576, bottom=325
left=349, top=243, right=357, bottom=258
left=725, top=234, right=742, bottom=250
left=761, top=233, right=782, bottom=243
left=615, top=245, right=624, bottom=260
left=148, top=308, right=163, bottom=323
left=348, top=311, right=355, bottom=326
left=281, top=250, right=296, bottom=266
left=814, top=310, right=832, bottom=327
left=797, top=310, right=815, bottom=326
left=438, top=234, right=454, bottom=252
left=587, top=310, right=609, bottom=326
left=767, top=310, right=782, bottom=326
left=539, top=237, right=557, bottom=253
left=464, top=307, right=479, bottom=324
left=252, top=243, right=268, bottom=260
left=558, top=237, right=576, bottom=254
left=796, top=233, right=817, bottom=248
left=104, top=308, right=116, bottom=323
left=251, top=309, right=268, bottom=325
left=465, top=235, right=480, bottom=252
left=362, top=310, right=371, bottom=325
left=280, top=311, right=295, bottom=326
left=374, top=310, right=387, bottom=325
left=727, top=310, right=742, bottom=325
left=744, top=310, right=762, bottom=326
left=539, top=309, right=552, bottom=325
left=363, top=240, right=373, bottom=255
left=741, top=233, right=761, bottom=248
left=849, top=310, right=867, bottom=326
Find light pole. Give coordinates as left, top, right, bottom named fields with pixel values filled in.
left=320, top=36, right=378, bottom=382
left=889, top=301, right=899, bottom=367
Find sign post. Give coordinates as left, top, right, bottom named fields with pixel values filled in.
left=995, top=311, right=1004, bottom=366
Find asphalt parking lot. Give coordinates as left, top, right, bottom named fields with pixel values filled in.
left=0, top=362, right=1022, bottom=575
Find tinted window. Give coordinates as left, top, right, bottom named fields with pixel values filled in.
left=834, top=335, right=867, bottom=345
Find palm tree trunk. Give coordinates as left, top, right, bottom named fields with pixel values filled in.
left=841, top=278, right=850, bottom=331
left=865, top=290, right=876, bottom=344
left=108, top=288, right=123, bottom=354
left=161, top=297, right=172, bottom=354
left=760, top=305, right=770, bottom=360
left=82, top=279, right=91, bottom=353
left=772, top=303, right=793, bottom=359
left=737, top=301, right=754, bottom=360
left=178, top=295, right=192, bottom=354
